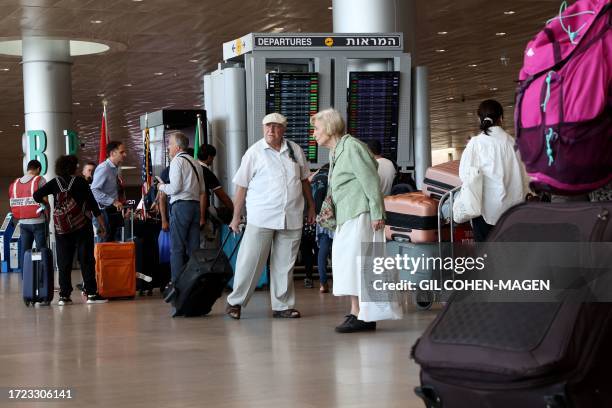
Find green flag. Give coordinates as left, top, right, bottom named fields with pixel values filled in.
left=194, top=114, right=202, bottom=159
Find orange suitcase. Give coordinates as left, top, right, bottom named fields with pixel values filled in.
left=423, top=160, right=462, bottom=200
left=384, top=192, right=441, bottom=243
left=94, top=242, right=136, bottom=298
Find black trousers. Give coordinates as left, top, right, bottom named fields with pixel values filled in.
left=56, top=225, right=97, bottom=297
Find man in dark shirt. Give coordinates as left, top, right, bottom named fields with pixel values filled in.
left=196, top=144, right=234, bottom=223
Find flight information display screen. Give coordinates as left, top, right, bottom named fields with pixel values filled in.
left=347, top=71, right=400, bottom=163
left=266, top=72, right=319, bottom=162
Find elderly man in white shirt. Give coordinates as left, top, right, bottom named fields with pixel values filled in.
left=226, top=113, right=316, bottom=320
left=156, top=132, right=206, bottom=281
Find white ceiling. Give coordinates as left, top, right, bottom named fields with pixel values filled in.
left=0, top=0, right=564, bottom=173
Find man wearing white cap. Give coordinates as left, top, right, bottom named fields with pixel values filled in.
left=226, top=112, right=316, bottom=319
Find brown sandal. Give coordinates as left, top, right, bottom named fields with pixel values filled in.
left=272, top=309, right=301, bottom=319
left=226, top=303, right=241, bottom=320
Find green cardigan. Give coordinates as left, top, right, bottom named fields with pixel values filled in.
left=330, top=135, right=385, bottom=226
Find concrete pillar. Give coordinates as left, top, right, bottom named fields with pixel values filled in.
left=333, top=0, right=396, bottom=72
left=22, top=37, right=73, bottom=181
left=413, top=66, right=431, bottom=189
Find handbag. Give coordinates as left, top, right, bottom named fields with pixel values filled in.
left=316, top=151, right=338, bottom=230
left=453, top=165, right=483, bottom=224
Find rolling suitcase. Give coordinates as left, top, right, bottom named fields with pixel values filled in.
left=422, top=160, right=461, bottom=200
left=22, top=247, right=54, bottom=306
left=164, top=230, right=242, bottom=317
left=384, top=192, right=440, bottom=243
left=94, top=241, right=136, bottom=298
left=221, top=225, right=269, bottom=289
left=412, top=202, right=612, bottom=408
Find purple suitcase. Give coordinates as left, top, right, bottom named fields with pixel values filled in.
left=411, top=202, right=612, bottom=408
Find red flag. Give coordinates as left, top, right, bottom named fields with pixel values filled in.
left=98, top=105, right=108, bottom=164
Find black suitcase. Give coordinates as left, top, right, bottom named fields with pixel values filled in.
left=134, top=219, right=171, bottom=294
left=22, top=248, right=54, bottom=306
left=164, top=231, right=242, bottom=317
left=412, top=202, right=612, bottom=408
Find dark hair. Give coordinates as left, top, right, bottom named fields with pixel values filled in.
left=84, top=161, right=97, bottom=168
left=106, top=141, right=123, bottom=156
left=197, top=144, right=217, bottom=161
left=477, top=99, right=504, bottom=135
left=27, top=160, right=42, bottom=172
left=55, top=155, right=79, bottom=178
left=366, top=140, right=383, bottom=155
left=185, top=147, right=195, bottom=157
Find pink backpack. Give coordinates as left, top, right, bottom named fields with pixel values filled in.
left=515, top=0, right=612, bottom=195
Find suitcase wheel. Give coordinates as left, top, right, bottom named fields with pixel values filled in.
left=415, top=290, right=434, bottom=311
left=414, top=385, right=442, bottom=408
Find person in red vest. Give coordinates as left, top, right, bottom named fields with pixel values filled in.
left=8, top=160, right=49, bottom=265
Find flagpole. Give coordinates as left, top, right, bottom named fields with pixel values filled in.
left=194, top=113, right=201, bottom=159
left=103, top=99, right=109, bottom=143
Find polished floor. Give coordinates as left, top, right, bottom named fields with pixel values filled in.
left=0, top=272, right=438, bottom=408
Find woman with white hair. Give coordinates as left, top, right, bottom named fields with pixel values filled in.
left=311, top=108, right=387, bottom=333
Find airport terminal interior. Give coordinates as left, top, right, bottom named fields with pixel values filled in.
left=1, top=0, right=611, bottom=407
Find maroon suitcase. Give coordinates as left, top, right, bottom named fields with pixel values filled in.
left=411, top=202, right=612, bottom=408
left=422, top=160, right=461, bottom=200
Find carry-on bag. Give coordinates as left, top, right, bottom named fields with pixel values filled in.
left=412, top=202, right=612, bottom=408
left=384, top=192, right=440, bottom=243
left=22, top=247, right=54, bottom=306
left=164, top=229, right=243, bottom=317
left=422, top=160, right=461, bottom=201
left=94, top=210, right=137, bottom=299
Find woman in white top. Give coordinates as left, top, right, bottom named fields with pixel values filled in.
left=458, top=99, right=530, bottom=241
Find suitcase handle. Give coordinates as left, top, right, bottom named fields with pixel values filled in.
left=208, top=225, right=245, bottom=272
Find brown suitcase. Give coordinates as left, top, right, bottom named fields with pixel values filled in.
left=94, top=242, right=136, bottom=298
left=384, top=192, right=440, bottom=243
left=423, top=160, right=462, bottom=200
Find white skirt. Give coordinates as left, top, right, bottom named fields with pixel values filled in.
left=332, top=212, right=385, bottom=297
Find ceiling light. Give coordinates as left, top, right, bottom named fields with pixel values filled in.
left=97, top=93, right=105, bottom=97
left=124, top=83, right=132, bottom=87
left=435, top=49, right=446, bottom=53
left=490, top=87, right=498, bottom=91
left=154, top=72, right=164, bottom=76
left=90, top=20, right=103, bottom=24
left=496, top=32, right=507, bottom=36
left=13, top=124, right=20, bottom=127
left=468, top=64, right=478, bottom=67
left=437, top=31, right=448, bottom=35
left=328, top=6, right=333, bottom=10
left=1, top=68, right=9, bottom=71
left=122, top=125, right=128, bottom=127
left=193, top=104, right=202, bottom=107
left=504, top=11, right=515, bottom=15
left=272, top=27, right=285, bottom=33
left=133, top=0, right=143, bottom=2
left=73, top=102, right=80, bottom=105
left=446, top=97, right=455, bottom=101
left=189, top=59, right=199, bottom=63
left=0, top=130, right=3, bottom=133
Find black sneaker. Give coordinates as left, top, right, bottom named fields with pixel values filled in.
left=57, top=297, right=73, bottom=306
left=304, top=278, right=313, bottom=289
left=335, top=314, right=377, bottom=333
left=86, top=294, right=108, bottom=304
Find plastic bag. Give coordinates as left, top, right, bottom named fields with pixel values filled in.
left=158, top=230, right=171, bottom=264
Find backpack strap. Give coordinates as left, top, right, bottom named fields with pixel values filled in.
left=30, top=176, right=41, bottom=196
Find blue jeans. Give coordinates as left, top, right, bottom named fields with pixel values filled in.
left=170, top=200, right=200, bottom=282
left=20, top=223, right=47, bottom=267
left=317, top=233, right=332, bottom=284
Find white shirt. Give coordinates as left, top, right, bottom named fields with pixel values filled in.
left=376, top=157, right=396, bottom=196
left=233, top=138, right=309, bottom=230
left=459, top=126, right=530, bottom=225
left=159, top=152, right=205, bottom=204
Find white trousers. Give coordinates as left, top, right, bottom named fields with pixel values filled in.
left=227, top=224, right=302, bottom=311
